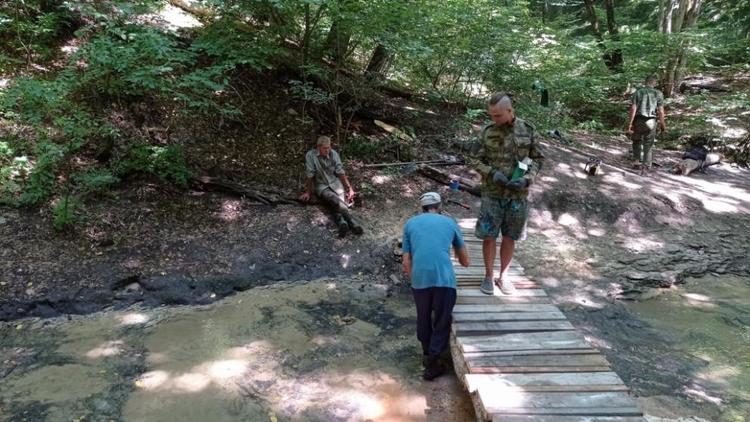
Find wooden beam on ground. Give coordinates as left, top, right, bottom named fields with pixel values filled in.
left=465, top=372, right=628, bottom=393
left=478, top=391, right=642, bottom=416
left=458, top=331, right=591, bottom=353
left=454, top=320, right=574, bottom=336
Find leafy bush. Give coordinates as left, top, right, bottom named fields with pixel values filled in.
left=114, top=144, right=190, bottom=186
left=18, top=141, right=66, bottom=206
left=52, top=195, right=78, bottom=231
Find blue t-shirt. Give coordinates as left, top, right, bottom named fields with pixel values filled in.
left=402, top=213, right=465, bottom=289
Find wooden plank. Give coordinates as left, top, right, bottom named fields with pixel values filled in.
left=453, top=311, right=566, bottom=322
left=458, top=331, right=590, bottom=353
left=465, top=353, right=610, bottom=371
left=452, top=304, right=559, bottom=313
left=463, top=349, right=599, bottom=358
left=457, top=295, right=552, bottom=305
left=477, top=391, right=642, bottom=416
left=465, top=373, right=628, bottom=393
left=457, top=283, right=541, bottom=290
left=454, top=320, right=574, bottom=335
left=458, top=288, right=547, bottom=297
left=494, top=416, right=645, bottom=422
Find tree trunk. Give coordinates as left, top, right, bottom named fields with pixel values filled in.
left=582, top=0, right=620, bottom=72
left=323, top=18, right=351, bottom=62
left=603, top=0, right=623, bottom=72
left=365, top=44, right=393, bottom=79
left=660, top=0, right=702, bottom=97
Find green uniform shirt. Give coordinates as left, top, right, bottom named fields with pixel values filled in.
left=472, top=118, right=544, bottom=199
left=631, top=86, right=664, bottom=118
left=305, top=148, right=345, bottom=196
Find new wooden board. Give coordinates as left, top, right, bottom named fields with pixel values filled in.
left=493, top=416, right=645, bottom=422
left=465, top=372, right=627, bottom=393
left=454, top=320, right=574, bottom=335
left=458, top=288, right=548, bottom=297
left=464, top=353, right=610, bottom=373
left=463, top=348, right=599, bottom=358
left=452, top=311, right=566, bottom=322
left=452, top=304, right=559, bottom=313
left=477, top=391, right=642, bottom=416
left=457, top=295, right=552, bottom=305
left=458, top=331, right=590, bottom=353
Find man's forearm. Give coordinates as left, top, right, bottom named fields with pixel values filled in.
left=402, top=253, right=412, bottom=277
left=626, top=105, right=636, bottom=128
left=304, top=177, right=314, bottom=194
left=658, top=107, right=666, bottom=128
left=339, top=174, right=353, bottom=191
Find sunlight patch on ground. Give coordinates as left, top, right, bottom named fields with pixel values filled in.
left=120, top=313, right=149, bottom=325
left=370, top=175, right=393, bottom=185
left=683, top=384, right=723, bottom=405
left=602, top=172, right=641, bottom=191
left=584, top=334, right=612, bottom=350
left=156, top=4, right=202, bottom=30
left=619, top=236, right=664, bottom=252
left=340, top=253, right=351, bottom=268
left=216, top=199, right=244, bottom=221
left=0, top=78, right=8, bottom=89
left=86, top=340, right=125, bottom=358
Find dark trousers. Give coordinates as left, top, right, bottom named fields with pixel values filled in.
left=318, top=188, right=351, bottom=223
left=412, top=287, right=457, bottom=357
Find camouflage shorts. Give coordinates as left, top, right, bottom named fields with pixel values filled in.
left=474, top=197, right=528, bottom=241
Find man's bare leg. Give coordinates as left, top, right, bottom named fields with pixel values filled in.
left=498, top=235, right=518, bottom=294
left=480, top=238, right=497, bottom=294
left=499, top=235, right=515, bottom=280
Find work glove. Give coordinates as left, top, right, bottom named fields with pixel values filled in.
left=506, top=178, right=529, bottom=191
left=491, top=169, right=509, bottom=185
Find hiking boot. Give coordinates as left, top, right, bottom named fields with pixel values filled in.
left=480, top=277, right=495, bottom=295
left=499, top=280, right=518, bottom=295
left=344, top=215, right=364, bottom=235
left=337, top=220, right=350, bottom=237
left=349, top=221, right=364, bottom=235
left=422, top=355, right=446, bottom=381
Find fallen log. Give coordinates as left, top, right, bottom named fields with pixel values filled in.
left=673, top=153, right=722, bottom=175
left=190, top=176, right=298, bottom=205
left=363, top=157, right=463, bottom=168
left=417, top=164, right=481, bottom=196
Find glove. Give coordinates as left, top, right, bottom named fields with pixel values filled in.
left=491, top=170, right=509, bottom=185
left=506, top=178, right=529, bottom=191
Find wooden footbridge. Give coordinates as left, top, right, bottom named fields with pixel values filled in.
left=450, top=219, right=644, bottom=421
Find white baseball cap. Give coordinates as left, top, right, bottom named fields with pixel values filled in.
left=419, top=192, right=441, bottom=206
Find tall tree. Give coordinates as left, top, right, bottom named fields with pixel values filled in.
left=582, top=0, right=623, bottom=72
left=660, top=0, right=703, bottom=97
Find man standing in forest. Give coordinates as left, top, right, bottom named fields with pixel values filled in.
left=403, top=192, right=470, bottom=380
left=299, top=136, right=363, bottom=237
left=626, top=75, right=667, bottom=170
left=473, top=93, right=544, bottom=296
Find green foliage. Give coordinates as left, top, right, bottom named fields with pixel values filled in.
left=72, top=169, right=120, bottom=194
left=114, top=144, right=190, bottom=186
left=52, top=195, right=78, bottom=231
left=18, top=141, right=66, bottom=206
left=0, top=1, right=75, bottom=70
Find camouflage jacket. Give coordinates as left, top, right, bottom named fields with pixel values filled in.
left=631, top=86, right=664, bottom=118
left=471, top=118, right=544, bottom=199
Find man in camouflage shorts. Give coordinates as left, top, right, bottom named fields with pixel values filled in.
left=472, top=93, right=544, bottom=295
left=626, top=75, right=667, bottom=169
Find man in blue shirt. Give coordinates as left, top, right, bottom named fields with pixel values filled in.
left=402, top=192, right=470, bottom=380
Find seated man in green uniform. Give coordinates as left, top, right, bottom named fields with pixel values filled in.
left=472, top=93, right=544, bottom=295
left=299, top=136, right=363, bottom=237
left=626, top=75, right=667, bottom=169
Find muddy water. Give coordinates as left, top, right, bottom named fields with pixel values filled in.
left=627, top=274, right=750, bottom=421
left=0, top=279, right=474, bottom=421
